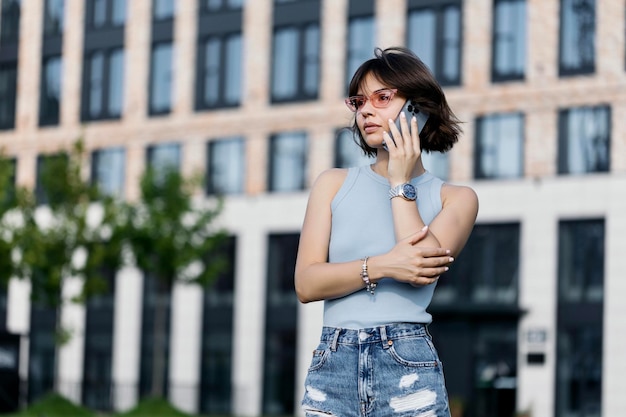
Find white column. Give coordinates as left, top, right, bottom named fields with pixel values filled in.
left=111, top=267, right=143, bottom=411
left=168, top=282, right=203, bottom=414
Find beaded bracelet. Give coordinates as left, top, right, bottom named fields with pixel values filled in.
left=360, top=256, right=377, bottom=295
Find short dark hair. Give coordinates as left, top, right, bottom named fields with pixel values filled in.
left=348, top=46, right=462, bottom=157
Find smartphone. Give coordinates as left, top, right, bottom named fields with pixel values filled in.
left=383, top=100, right=430, bottom=150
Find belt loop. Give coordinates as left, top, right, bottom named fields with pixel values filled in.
left=330, top=328, right=341, bottom=352
left=380, top=326, right=390, bottom=350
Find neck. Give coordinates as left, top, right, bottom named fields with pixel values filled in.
left=371, top=154, right=426, bottom=179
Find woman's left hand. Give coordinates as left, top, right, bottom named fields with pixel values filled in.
left=384, top=112, right=422, bottom=185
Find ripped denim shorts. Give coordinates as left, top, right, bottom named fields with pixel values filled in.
left=301, top=323, right=451, bottom=417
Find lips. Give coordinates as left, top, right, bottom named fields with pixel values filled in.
left=363, top=123, right=380, bottom=134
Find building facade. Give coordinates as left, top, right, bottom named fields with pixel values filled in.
left=0, top=0, right=625, bottom=416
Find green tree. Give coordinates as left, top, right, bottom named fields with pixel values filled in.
left=124, top=166, right=227, bottom=398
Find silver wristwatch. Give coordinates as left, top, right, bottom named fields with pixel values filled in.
left=389, top=183, right=417, bottom=201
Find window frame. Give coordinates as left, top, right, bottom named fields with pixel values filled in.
left=474, top=112, right=525, bottom=179
left=558, top=0, right=596, bottom=76
left=491, top=0, right=526, bottom=82
left=406, top=0, right=463, bottom=87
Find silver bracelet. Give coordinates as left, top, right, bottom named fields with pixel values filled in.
left=360, top=256, right=377, bottom=295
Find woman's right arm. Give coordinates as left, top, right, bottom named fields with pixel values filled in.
left=295, top=169, right=451, bottom=304
left=294, top=169, right=366, bottom=303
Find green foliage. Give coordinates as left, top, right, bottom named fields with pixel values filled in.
left=11, top=392, right=94, bottom=416
left=116, top=397, right=193, bottom=417
left=125, top=166, right=227, bottom=288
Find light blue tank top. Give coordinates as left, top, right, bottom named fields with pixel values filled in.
left=324, top=165, right=444, bottom=329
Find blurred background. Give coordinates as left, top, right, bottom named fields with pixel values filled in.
left=0, top=0, right=625, bottom=416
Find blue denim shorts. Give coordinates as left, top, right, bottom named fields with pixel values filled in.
left=301, top=323, right=451, bottom=417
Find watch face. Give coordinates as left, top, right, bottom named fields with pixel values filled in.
left=402, top=183, right=417, bottom=200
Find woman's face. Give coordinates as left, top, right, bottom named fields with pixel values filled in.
left=355, top=73, right=406, bottom=150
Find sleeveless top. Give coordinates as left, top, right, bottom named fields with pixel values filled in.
left=323, top=165, right=444, bottom=329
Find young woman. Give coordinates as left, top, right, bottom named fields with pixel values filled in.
left=295, top=47, right=479, bottom=417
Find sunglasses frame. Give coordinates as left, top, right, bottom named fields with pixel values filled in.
left=344, top=89, right=398, bottom=112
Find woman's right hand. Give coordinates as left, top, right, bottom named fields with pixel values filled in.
left=371, top=226, right=453, bottom=287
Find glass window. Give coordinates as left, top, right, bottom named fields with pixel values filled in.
left=199, top=236, right=236, bottom=414
left=558, top=105, right=610, bottom=174
left=0, top=64, right=17, bottom=130
left=28, top=293, right=58, bottom=403
left=82, top=48, right=125, bottom=121
left=89, top=0, right=126, bottom=28
left=558, top=219, right=604, bottom=303
left=559, top=0, right=595, bottom=76
left=39, top=56, right=63, bottom=126
left=35, top=153, right=68, bottom=205
left=0, top=157, right=17, bottom=209
left=0, top=0, right=21, bottom=45
left=82, top=269, right=116, bottom=412
left=138, top=274, right=171, bottom=398
left=196, top=33, right=242, bottom=109
left=475, top=113, right=524, bottom=179
left=334, top=129, right=375, bottom=168
left=149, top=42, right=173, bottom=115
left=271, top=24, right=320, bottom=102
left=205, top=0, right=244, bottom=11
left=433, top=223, right=520, bottom=305
left=147, top=143, right=181, bottom=176
left=492, top=0, right=526, bottom=81
left=346, top=15, right=375, bottom=90
left=153, top=0, right=175, bottom=20
left=207, top=138, right=245, bottom=195
left=43, top=0, right=65, bottom=36
left=268, top=132, right=307, bottom=192
left=556, top=219, right=604, bottom=417
left=263, top=233, right=299, bottom=415
left=92, top=147, right=126, bottom=199
left=407, top=1, right=462, bottom=86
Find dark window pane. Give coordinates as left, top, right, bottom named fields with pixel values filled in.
left=39, top=56, right=63, bottom=126
left=475, top=113, right=524, bottom=179
left=147, top=143, right=181, bottom=178
left=346, top=15, right=375, bottom=89
left=556, top=326, right=602, bottom=416
left=558, top=106, right=610, bottom=174
left=0, top=0, right=21, bottom=45
left=492, top=0, right=526, bottom=81
left=0, top=64, right=17, bottom=130
left=263, top=233, right=299, bottom=415
left=207, top=138, right=245, bottom=195
left=83, top=49, right=125, bottom=121
left=269, top=132, right=307, bottom=192
left=558, top=219, right=604, bottom=303
left=153, top=0, right=175, bottom=20
left=206, top=0, right=244, bottom=11
left=559, top=0, right=595, bottom=75
left=150, top=43, right=173, bottom=114
left=82, top=270, right=116, bottom=411
left=92, top=147, right=126, bottom=198
left=197, top=33, right=242, bottom=109
left=407, top=2, right=462, bottom=86
left=272, top=27, right=299, bottom=100
left=43, top=0, right=65, bottom=36
left=199, top=236, right=236, bottom=414
left=433, top=223, right=520, bottom=305
left=108, top=49, right=124, bottom=116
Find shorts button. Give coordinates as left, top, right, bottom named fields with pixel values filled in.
left=387, top=340, right=393, bottom=346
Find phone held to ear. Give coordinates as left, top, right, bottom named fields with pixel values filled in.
left=382, top=100, right=430, bottom=151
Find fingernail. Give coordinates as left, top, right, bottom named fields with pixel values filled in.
left=449, top=257, right=454, bottom=262
left=444, top=267, right=449, bottom=271
left=421, top=225, right=428, bottom=231
left=401, top=112, right=406, bottom=118
left=445, top=249, right=451, bottom=254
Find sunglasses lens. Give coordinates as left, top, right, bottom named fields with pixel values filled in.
left=346, top=97, right=365, bottom=112
left=372, top=91, right=394, bottom=107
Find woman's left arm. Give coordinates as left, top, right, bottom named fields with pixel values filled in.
left=428, top=184, right=479, bottom=257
